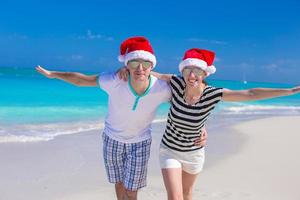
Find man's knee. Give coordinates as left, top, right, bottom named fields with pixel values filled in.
left=115, top=182, right=126, bottom=196
left=125, top=189, right=138, bottom=200
left=115, top=182, right=125, bottom=189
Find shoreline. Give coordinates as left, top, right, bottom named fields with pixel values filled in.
left=0, top=116, right=299, bottom=199
left=1, top=107, right=300, bottom=143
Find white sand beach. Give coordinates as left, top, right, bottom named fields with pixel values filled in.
left=0, top=116, right=299, bottom=200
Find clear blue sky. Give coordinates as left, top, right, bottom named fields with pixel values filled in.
left=0, top=0, right=299, bottom=83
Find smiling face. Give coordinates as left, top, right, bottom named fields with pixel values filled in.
left=182, top=66, right=207, bottom=88
left=126, top=59, right=153, bottom=82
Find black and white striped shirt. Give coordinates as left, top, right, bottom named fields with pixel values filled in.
left=161, top=76, right=223, bottom=152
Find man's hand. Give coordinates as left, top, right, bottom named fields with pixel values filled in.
left=36, top=65, right=56, bottom=79
left=117, top=66, right=129, bottom=81
left=194, top=127, right=207, bottom=147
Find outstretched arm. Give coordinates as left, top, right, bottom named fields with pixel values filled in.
left=36, top=65, right=98, bottom=87
left=223, top=86, right=300, bottom=102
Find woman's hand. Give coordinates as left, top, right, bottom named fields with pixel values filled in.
left=117, top=66, right=129, bottom=81
left=194, top=127, right=207, bottom=147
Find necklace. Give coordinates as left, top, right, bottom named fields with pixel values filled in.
left=183, top=83, right=207, bottom=105
left=184, top=90, right=202, bottom=105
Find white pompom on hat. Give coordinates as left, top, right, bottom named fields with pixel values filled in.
left=118, top=36, right=157, bottom=67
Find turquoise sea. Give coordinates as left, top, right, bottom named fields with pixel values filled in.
left=0, top=67, right=299, bottom=143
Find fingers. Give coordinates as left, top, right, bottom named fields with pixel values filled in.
left=123, top=66, right=129, bottom=81
left=35, top=65, right=44, bottom=74
left=117, top=70, right=122, bottom=79
left=35, top=65, right=44, bottom=70
left=35, top=65, right=47, bottom=75
left=123, top=67, right=129, bottom=81
left=35, top=65, right=54, bottom=78
left=292, top=86, right=300, bottom=93
left=194, top=139, right=201, bottom=146
left=118, top=72, right=126, bottom=81
left=194, top=129, right=208, bottom=147
left=201, top=132, right=207, bottom=140
left=35, top=65, right=46, bottom=73
left=35, top=65, right=41, bottom=71
left=118, top=67, right=129, bottom=81
left=121, top=71, right=128, bottom=81
left=117, top=67, right=127, bottom=81
left=201, top=128, right=207, bottom=136
left=194, top=139, right=206, bottom=147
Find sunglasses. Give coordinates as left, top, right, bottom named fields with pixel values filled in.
left=182, top=67, right=206, bottom=77
left=127, top=60, right=153, bottom=69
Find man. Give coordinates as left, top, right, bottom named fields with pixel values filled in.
left=36, top=36, right=207, bottom=200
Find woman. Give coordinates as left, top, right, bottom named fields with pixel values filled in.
left=149, top=48, right=299, bottom=200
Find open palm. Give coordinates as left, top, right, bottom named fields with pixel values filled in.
left=35, top=65, right=55, bottom=79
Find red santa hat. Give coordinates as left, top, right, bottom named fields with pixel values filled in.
left=179, top=48, right=216, bottom=75
left=118, top=36, right=157, bottom=67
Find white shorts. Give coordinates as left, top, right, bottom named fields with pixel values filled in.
left=159, top=143, right=205, bottom=174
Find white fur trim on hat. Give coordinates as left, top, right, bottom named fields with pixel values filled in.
left=118, top=50, right=157, bottom=68
left=179, top=58, right=216, bottom=75
left=206, top=65, right=216, bottom=74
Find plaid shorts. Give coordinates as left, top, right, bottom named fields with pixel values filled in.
left=102, top=132, right=152, bottom=191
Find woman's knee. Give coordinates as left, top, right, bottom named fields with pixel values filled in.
left=182, top=187, right=193, bottom=198
left=167, top=191, right=183, bottom=200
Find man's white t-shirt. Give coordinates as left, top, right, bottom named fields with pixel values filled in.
left=98, top=73, right=171, bottom=143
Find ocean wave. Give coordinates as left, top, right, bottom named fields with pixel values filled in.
left=0, top=121, right=105, bottom=143
left=0, top=135, right=51, bottom=143
left=221, top=105, right=300, bottom=115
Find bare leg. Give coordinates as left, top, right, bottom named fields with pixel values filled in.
left=125, top=190, right=138, bottom=200
left=115, top=182, right=126, bottom=200
left=182, top=170, right=199, bottom=200
left=162, top=168, right=183, bottom=200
